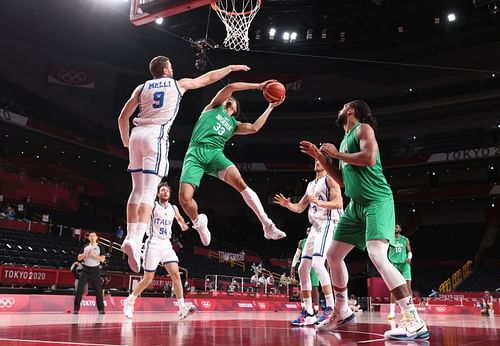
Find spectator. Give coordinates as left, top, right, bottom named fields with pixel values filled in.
left=115, top=225, right=124, bottom=244
left=348, top=294, right=362, bottom=312
left=480, top=291, right=494, bottom=316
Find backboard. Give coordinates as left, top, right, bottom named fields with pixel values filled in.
left=130, top=0, right=212, bottom=26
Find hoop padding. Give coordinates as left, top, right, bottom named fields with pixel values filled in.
left=211, top=0, right=261, bottom=51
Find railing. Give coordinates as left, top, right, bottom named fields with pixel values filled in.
left=439, top=260, right=472, bottom=292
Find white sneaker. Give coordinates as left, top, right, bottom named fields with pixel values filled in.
left=121, top=239, right=141, bottom=273
left=316, top=309, right=355, bottom=332
left=263, top=223, right=286, bottom=240
left=193, top=214, right=211, bottom=246
left=178, top=304, right=197, bottom=319
left=123, top=296, right=135, bottom=319
left=384, top=314, right=429, bottom=341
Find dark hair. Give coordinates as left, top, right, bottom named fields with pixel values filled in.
left=395, top=221, right=402, bottom=229
left=349, top=100, right=377, bottom=130
left=149, top=56, right=170, bottom=78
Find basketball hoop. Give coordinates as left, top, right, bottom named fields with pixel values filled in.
left=211, top=0, right=262, bottom=51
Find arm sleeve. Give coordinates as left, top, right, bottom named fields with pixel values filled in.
left=291, top=248, right=302, bottom=267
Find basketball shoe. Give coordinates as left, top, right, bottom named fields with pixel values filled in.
left=291, top=309, right=317, bottom=326
left=123, top=296, right=135, bottom=319
left=193, top=214, right=211, bottom=246
left=316, top=309, right=355, bottom=331
left=179, top=305, right=197, bottom=319
left=121, top=239, right=141, bottom=273
left=316, top=306, right=334, bottom=324
left=384, top=313, right=429, bottom=341
left=263, top=223, right=286, bottom=240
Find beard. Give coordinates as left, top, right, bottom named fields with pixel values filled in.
left=336, top=110, right=347, bottom=127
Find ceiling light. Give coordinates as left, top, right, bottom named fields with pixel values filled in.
left=447, top=13, right=456, bottom=22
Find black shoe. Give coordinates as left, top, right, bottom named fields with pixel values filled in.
left=98, top=310, right=105, bottom=314
left=73, top=310, right=79, bottom=315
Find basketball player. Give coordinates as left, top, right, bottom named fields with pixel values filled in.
left=118, top=56, right=250, bottom=272
left=290, top=228, right=321, bottom=324
left=178, top=81, right=286, bottom=245
left=123, top=182, right=195, bottom=319
left=300, top=100, right=429, bottom=340
left=387, top=222, right=413, bottom=320
left=274, top=159, right=342, bottom=326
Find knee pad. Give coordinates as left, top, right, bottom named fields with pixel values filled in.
left=298, top=260, right=312, bottom=291
left=140, top=174, right=162, bottom=207
left=312, top=257, right=331, bottom=286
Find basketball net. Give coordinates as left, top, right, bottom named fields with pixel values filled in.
left=211, top=0, right=261, bottom=51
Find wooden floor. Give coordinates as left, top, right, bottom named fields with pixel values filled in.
left=0, top=311, right=498, bottom=345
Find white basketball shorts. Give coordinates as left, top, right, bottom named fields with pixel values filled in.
left=301, top=218, right=338, bottom=260
left=143, top=239, right=178, bottom=272
left=128, top=124, right=169, bottom=176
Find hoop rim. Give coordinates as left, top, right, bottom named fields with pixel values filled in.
left=210, top=0, right=261, bottom=16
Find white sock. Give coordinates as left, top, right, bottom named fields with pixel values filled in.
left=325, top=294, right=335, bottom=309
left=240, top=187, right=272, bottom=226
left=177, top=298, right=185, bottom=310
left=135, top=222, right=148, bottom=243
left=126, top=223, right=137, bottom=241
left=389, top=303, right=396, bottom=314
left=334, top=289, right=348, bottom=314
left=300, top=302, right=305, bottom=309
left=128, top=293, right=137, bottom=303
left=304, top=297, right=313, bottom=315
left=397, top=296, right=421, bottom=322
left=314, top=305, right=319, bottom=313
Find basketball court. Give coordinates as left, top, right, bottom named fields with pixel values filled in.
left=0, top=311, right=498, bottom=345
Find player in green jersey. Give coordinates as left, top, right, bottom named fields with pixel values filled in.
left=300, top=100, right=428, bottom=341
left=388, top=222, right=413, bottom=320
left=179, top=81, right=286, bottom=246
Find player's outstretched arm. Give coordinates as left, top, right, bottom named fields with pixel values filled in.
left=173, top=205, right=189, bottom=231
left=300, top=141, right=344, bottom=186
left=234, top=96, right=284, bottom=135
left=203, top=80, right=275, bottom=112
left=118, top=84, right=142, bottom=148
left=273, top=192, right=309, bottom=213
left=177, top=65, right=250, bottom=93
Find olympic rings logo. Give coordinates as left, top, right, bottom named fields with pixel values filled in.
left=0, top=297, right=15, bottom=308
left=56, top=69, right=88, bottom=84
left=435, top=306, right=446, bottom=312
left=201, top=301, right=211, bottom=309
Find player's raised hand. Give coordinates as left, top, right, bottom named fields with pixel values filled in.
left=230, top=65, right=251, bottom=72
left=299, top=141, right=321, bottom=159
left=273, top=193, right=290, bottom=208
left=269, top=95, right=285, bottom=108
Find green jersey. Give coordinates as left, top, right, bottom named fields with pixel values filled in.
left=389, top=235, right=408, bottom=263
left=338, top=122, right=392, bottom=204
left=188, top=105, right=237, bottom=149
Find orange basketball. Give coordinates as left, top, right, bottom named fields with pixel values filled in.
left=263, top=81, right=286, bottom=103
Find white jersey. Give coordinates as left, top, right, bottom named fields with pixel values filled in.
left=148, top=201, right=176, bottom=241
left=133, top=77, right=182, bottom=128
left=306, top=175, right=342, bottom=224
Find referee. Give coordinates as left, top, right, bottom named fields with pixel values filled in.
left=73, top=232, right=106, bottom=314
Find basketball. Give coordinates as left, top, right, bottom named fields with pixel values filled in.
left=263, top=81, right=286, bottom=103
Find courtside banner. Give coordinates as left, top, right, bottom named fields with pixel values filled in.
left=48, top=64, right=96, bottom=89
left=0, top=294, right=301, bottom=313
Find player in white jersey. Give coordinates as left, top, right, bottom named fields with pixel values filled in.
left=123, top=182, right=195, bottom=319
left=274, top=158, right=343, bottom=326
left=118, top=56, right=250, bottom=272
